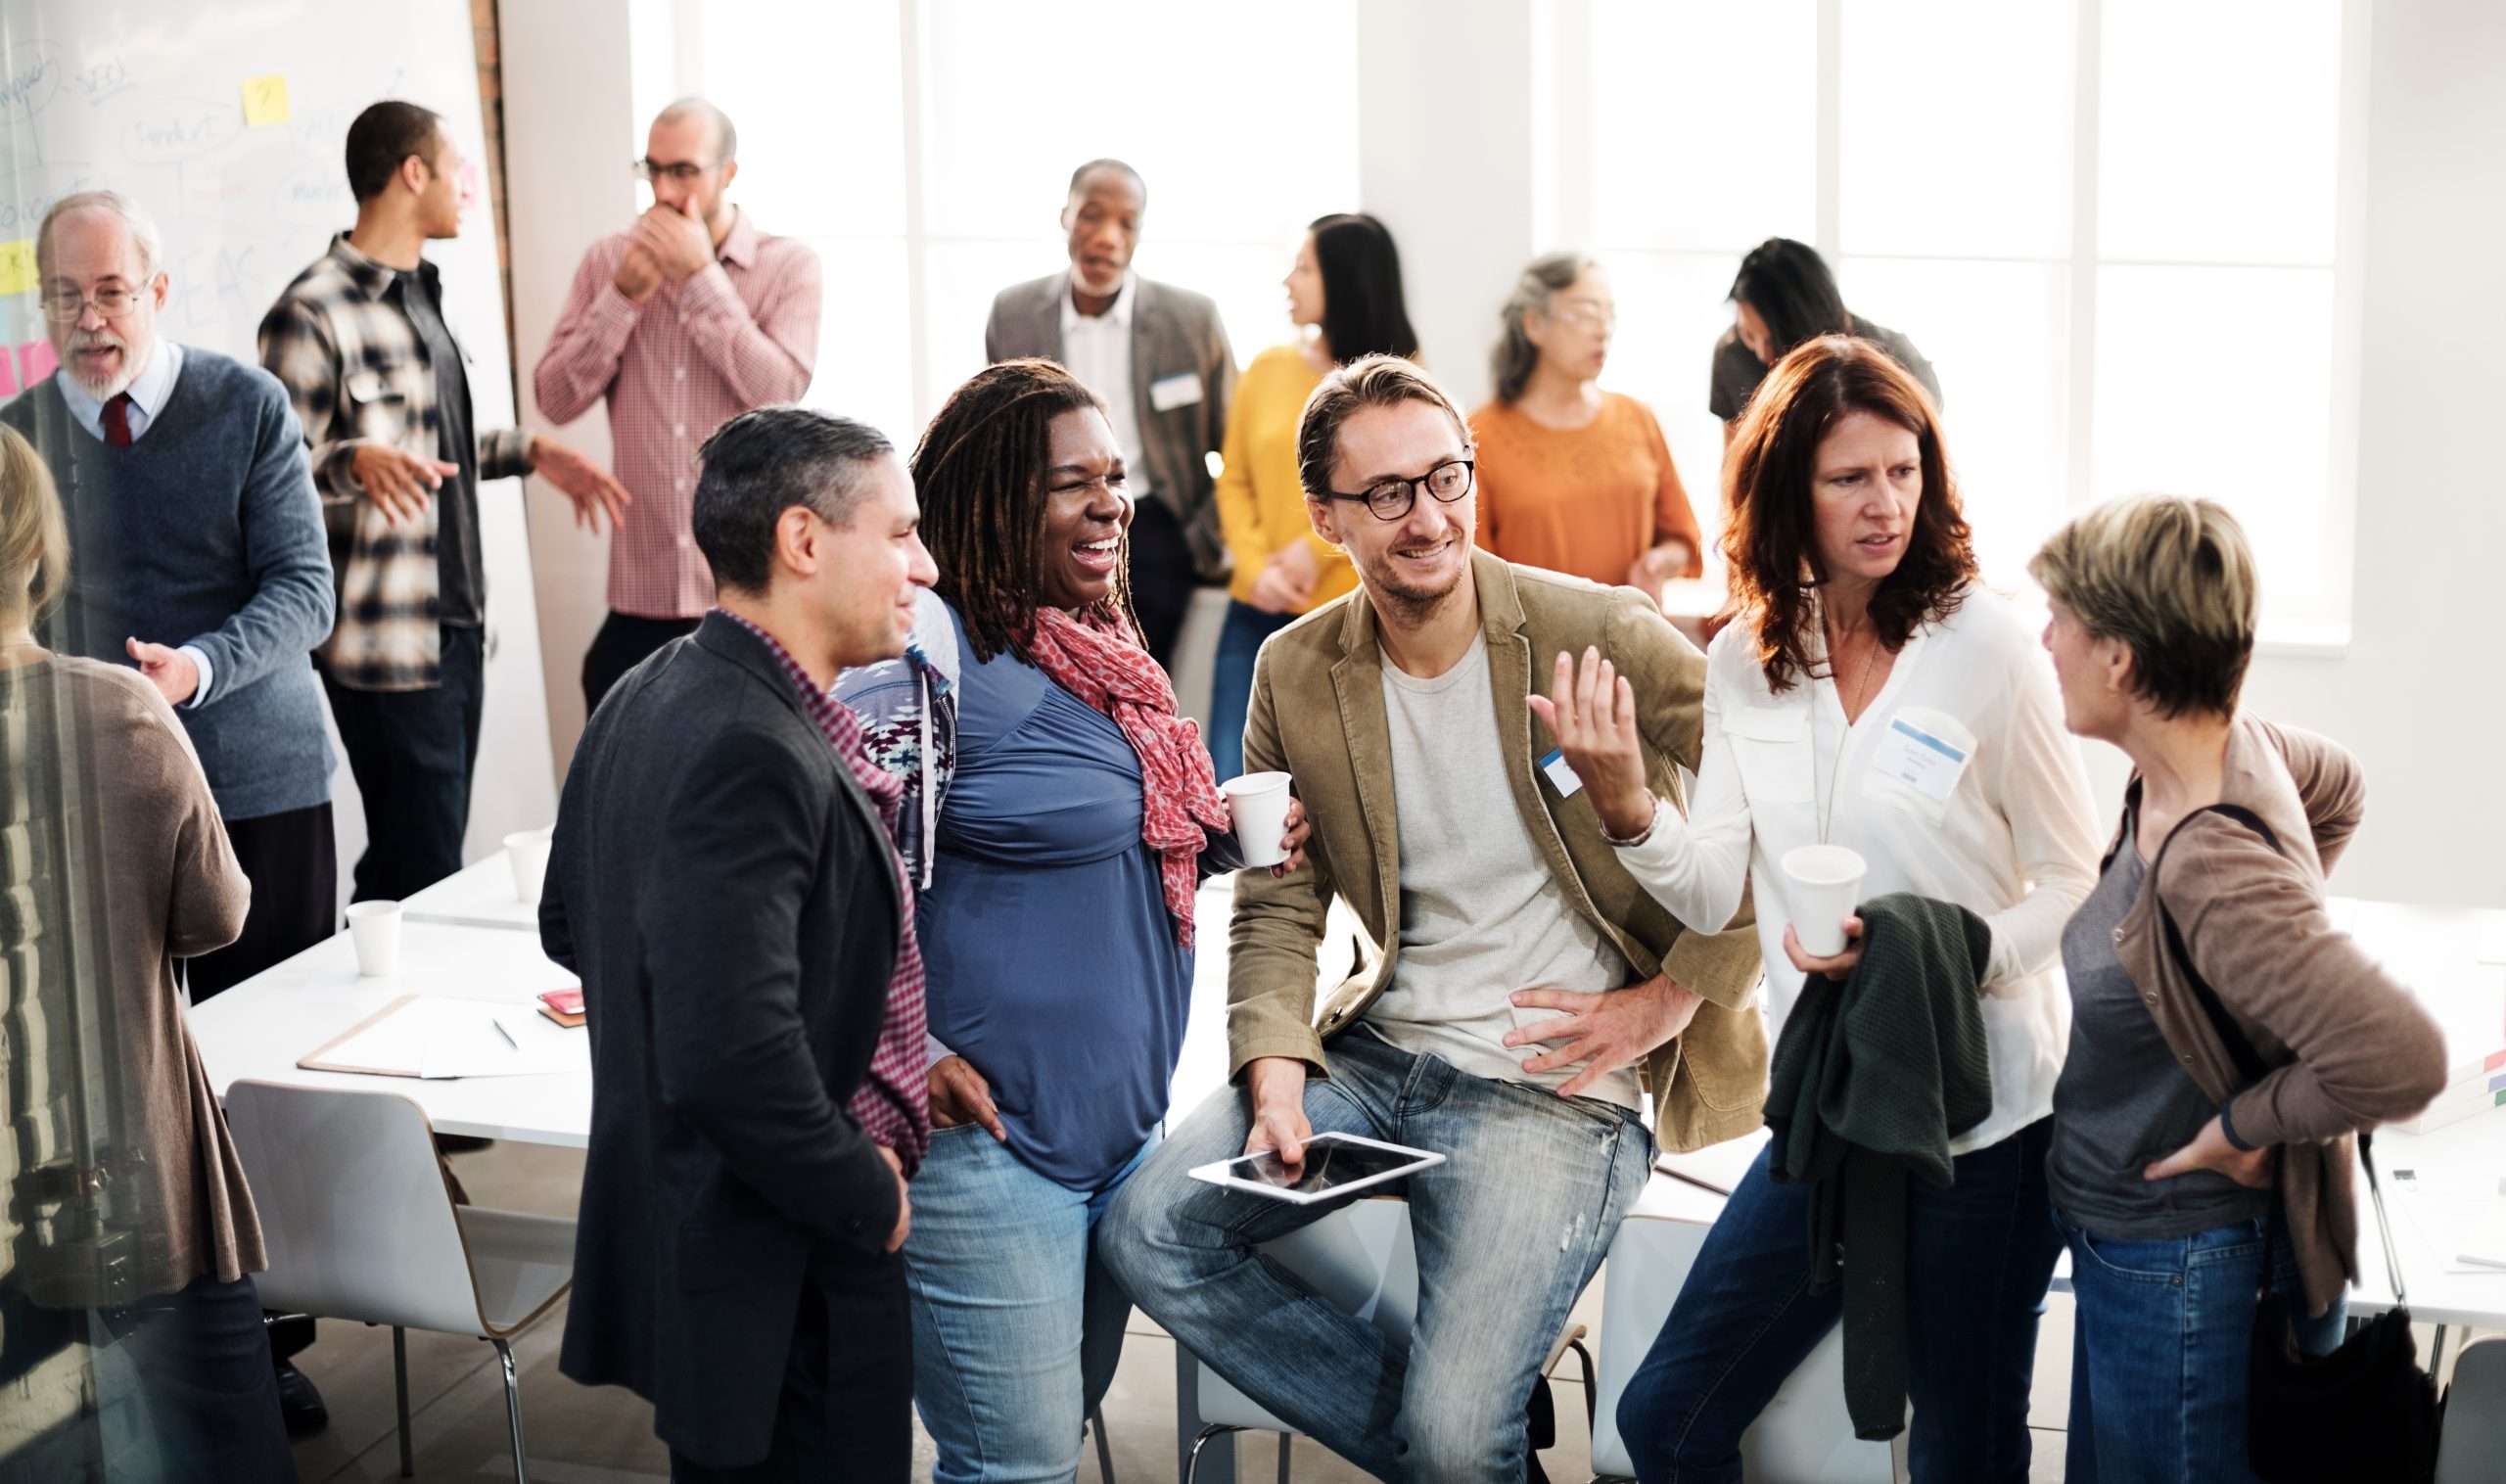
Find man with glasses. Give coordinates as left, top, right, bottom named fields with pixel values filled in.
left=1101, top=356, right=1765, bottom=1478
left=2, top=190, right=337, bottom=1004
left=985, top=159, right=1235, bottom=671
left=261, top=100, right=626, bottom=909
left=536, top=97, right=822, bottom=713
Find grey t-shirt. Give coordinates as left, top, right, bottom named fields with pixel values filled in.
left=1363, top=635, right=1642, bottom=1108
left=1708, top=313, right=1943, bottom=422
left=394, top=270, right=483, bottom=628
left=2047, top=819, right=2271, bottom=1239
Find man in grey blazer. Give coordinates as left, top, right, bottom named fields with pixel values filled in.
left=984, top=159, right=1236, bottom=668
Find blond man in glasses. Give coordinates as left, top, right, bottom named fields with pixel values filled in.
left=535, top=96, right=825, bottom=713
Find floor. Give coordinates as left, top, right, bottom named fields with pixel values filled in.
left=280, top=1139, right=2469, bottom=1483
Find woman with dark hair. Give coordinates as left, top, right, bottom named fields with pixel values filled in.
left=1538, top=338, right=2100, bottom=1481
left=1204, top=211, right=1418, bottom=779
left=1710, top=237, right=1941, bottom=442
left=834, top=359, right=1306, bottom=1483
left=1470, top=251, right=1701, bottom=599
left=0, top=425, right=293, bottom=1478
left=2030, top=496, right=2441, bottom=1482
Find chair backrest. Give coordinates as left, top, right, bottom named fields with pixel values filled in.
left=2436, top=1336, right=2506, bottom=1484
left=223, top=1081, right=487, bottom=1336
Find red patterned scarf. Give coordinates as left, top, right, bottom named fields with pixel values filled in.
left=1025, top=605, right=1230, bottom=947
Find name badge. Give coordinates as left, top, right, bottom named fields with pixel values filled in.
left=1539, top=748, right=1585, bottom=798
left=1867, top=705, right=1976, bottom=817
left=1149, top=372, right=1203, bottom=411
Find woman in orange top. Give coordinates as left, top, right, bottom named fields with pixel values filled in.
left=1470, top=253, right=1702, bottom=605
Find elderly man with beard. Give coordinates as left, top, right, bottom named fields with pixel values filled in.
left=2, top=190, right=339, bottom=1005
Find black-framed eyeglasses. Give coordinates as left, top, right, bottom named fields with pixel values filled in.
left=632, top=158, right=714, bottom=183
left=1320, top=458, right=1474, bottom=522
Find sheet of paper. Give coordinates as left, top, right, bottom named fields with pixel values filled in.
left=306, top=997, right=574, bottom=1079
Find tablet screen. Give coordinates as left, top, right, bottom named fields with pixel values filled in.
left=1222, top=1136, right=1428, bottom=1196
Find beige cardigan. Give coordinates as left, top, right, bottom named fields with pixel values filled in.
left=2112, top=716, right=2446, bottom=1315
left=4, top=655, right=263, bottom=1307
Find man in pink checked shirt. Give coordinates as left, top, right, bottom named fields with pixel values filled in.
left=534, top=97, right=823, bottom=714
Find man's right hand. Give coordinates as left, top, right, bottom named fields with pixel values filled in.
left=349, top=443, right=455, bottom=526
left=1242, top=1055, right=1314, bottom=1167
left=613, top=243, right=664, bottom=304
left=929, top=1055, right=1007, bottom=1141
left=878, top=1144, right=910, bottom=1253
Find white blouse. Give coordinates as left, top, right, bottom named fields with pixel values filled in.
left=1617, top=585, right=2101, bottom=1154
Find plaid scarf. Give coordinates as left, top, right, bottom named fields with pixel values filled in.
left=719, top=611, right=931, bottom=1172
left=1026, top=605, right=1230, bottom=947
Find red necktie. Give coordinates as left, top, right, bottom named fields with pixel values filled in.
left=102, top=394, right=133, bottom=449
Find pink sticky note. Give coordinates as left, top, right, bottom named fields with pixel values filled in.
left=0, top=349, right=16, bottom=399
left=17, top=341, right=56, bottom=386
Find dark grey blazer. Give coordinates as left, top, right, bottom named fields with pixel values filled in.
left=986, top=271, right=1238, bottom=580
left=542, top=613, right=905, bottom=1467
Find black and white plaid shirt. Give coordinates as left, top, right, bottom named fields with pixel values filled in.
left=258, top=234, right=532, bottom=692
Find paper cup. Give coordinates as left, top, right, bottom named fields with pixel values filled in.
left=1221, top=771, right=1294, bottom=869
left=347, top=900, right=403, bottom=978
left=506, top=828, right=553, bottom=907
left=1781, top=844, right=1867, bottom=958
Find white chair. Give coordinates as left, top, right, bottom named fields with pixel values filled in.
left=223, top=1081, right=575, bottom=1481
left=1179, top=1199, right=1595, bottom=1483
left=2436, top=1335, right=2506, bottom=1484
left=1588, top=1176, right=1894, bottom=1483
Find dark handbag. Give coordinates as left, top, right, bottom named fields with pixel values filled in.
left=2155, top=804, right=2440, bottom=1484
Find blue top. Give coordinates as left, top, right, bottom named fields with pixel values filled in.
left=2, top=348, right=337, bottom=820
left=917, top=608, right=1195, bottom=1190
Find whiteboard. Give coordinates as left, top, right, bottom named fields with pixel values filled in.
left=0, top=0, right=557, bottom=880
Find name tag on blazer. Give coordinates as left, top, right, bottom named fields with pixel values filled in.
left=1149, top=372, right=1203, bottom=411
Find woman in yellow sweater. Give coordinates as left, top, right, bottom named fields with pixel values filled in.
left=1209, top=211, right=1418, bottom=779
left=1470, top=252, right=1703, bottom=604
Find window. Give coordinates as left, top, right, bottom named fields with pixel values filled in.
left=1580, top=0, right=2361, bottom=637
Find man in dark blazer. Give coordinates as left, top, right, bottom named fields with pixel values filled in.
left=985, top=158, right=1236, bottom=668
left=540, top=406, right=938, bottom=1481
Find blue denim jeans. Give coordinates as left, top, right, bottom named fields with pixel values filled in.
left=2061, top=1210, right=2348, bottom=1484
left=1208, top=600, right=1295, bottom=783
left=1099, top=1025, right=1654, bottom=1484
left=904, top=1125, right=1156, bottom=1484
left=1617, top=1117, right=2063, bottom=1484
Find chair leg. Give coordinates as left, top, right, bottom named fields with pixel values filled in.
left=1568, top=1337, right=1597, bottom=1433
left=1276, top=1432, right=1292, bottom=1484
left=492, top=1337, right=528, bottom=1483
left=393, top=1326, right=413, bottom=1479
left=1088, top=1405, right=1115, bottom=1482
left=1183, top=1423, right=1245, bottom=1484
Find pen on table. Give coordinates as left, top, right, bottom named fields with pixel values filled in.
left=491, top=1015, right=519, bottom=1051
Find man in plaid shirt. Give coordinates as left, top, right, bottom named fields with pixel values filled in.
left=534, top=98, right=822, bottom=714
left=260, top=100, right=626, bottom=905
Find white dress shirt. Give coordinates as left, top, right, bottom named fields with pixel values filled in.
left=57, top=340, right=217, bottom=708
left=1614, top=585, right=2102, bottom=1153
left=1056, top=272, right=1150, bottom=501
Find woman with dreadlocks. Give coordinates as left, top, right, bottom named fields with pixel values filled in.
left=836, top=357, right=1308, bottom=1482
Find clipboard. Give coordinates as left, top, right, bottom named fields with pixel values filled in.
left=298, top=995, right=576, bottom=1079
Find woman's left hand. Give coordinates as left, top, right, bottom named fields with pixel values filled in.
left=1782, top=918, right=1866, bottom=979
left=2144, top=1114, right=2276, bottom=1189
left=1271, top=796, right=1311, bottom=878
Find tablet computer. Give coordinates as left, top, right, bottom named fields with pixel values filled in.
left=1185, top=1131, right=1444, bottom=1205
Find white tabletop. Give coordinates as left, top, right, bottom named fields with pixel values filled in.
left=401, top=853, right=541, bottom=933
left=189, top=917, right=591, bottom=1146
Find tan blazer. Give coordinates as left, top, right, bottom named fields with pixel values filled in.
left=1227, top=550, right=1770, bottom=1152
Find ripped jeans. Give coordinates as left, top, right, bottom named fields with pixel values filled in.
left=1099, top=1024, right=1652, bottom=1484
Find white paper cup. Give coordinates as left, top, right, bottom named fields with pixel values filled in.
left=1782, top=844, right=1867, bottom=958
left=505, top=828, right=553, bottom=907
left=1221, top=771, right=1294, bottom=869
left=347, top=900, right=403, bottom=978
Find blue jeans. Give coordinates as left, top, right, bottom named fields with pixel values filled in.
left=1209, top=601, right=1295, bottom=782
left=1617, top=1117, right=2063, bottom=1484
left=905, top=1125, right=1155, bottom=1483
left=1100, top=1026, right=1654, bottom=1484
left=2061, top=1210, right=2348, bottom=1484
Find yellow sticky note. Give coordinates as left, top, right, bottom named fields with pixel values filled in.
left=0, top=239, right=35, bottom=298
left=241, top=74, right=290, bottom=127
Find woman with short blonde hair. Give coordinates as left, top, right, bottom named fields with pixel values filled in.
left=2030, top=494, right=2444, bottom=1481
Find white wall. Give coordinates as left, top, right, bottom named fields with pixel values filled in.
left=493, top=0, right=2506, bottom=910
